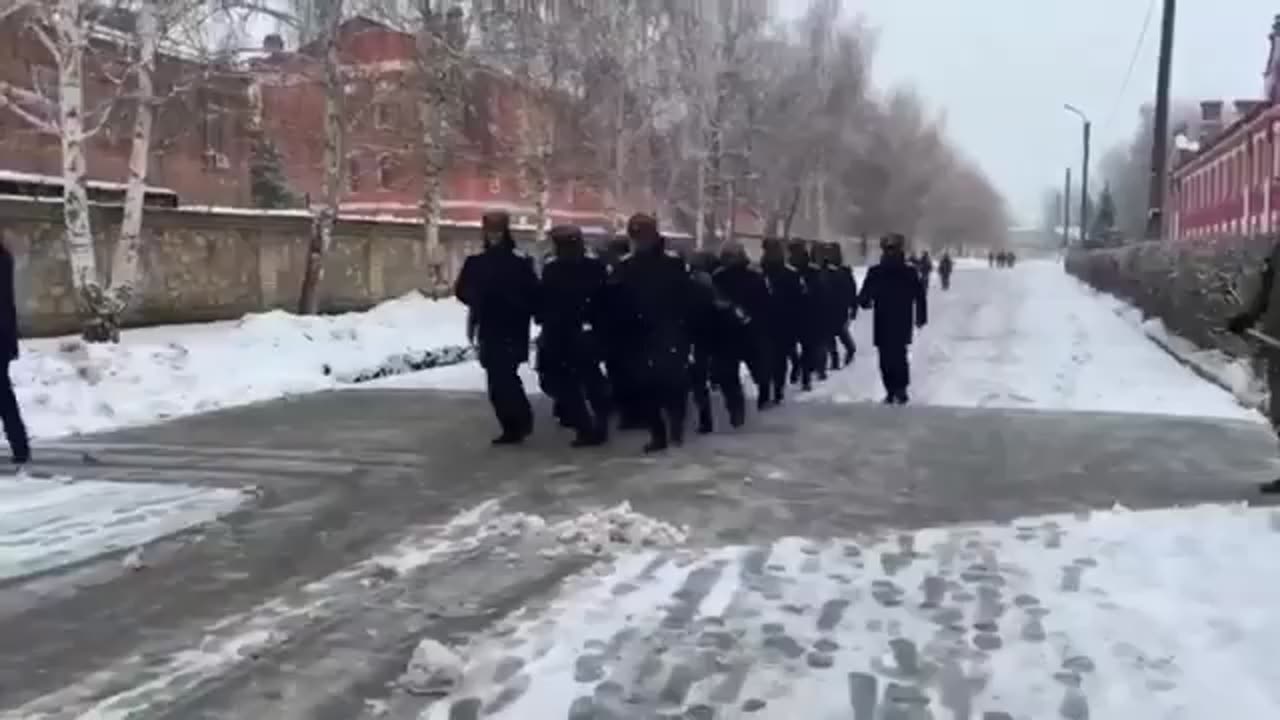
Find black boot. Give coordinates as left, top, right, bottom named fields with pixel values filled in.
left=1260, top=479, right=1280, bottom=494
left=492, top=431, right=525, bottom=446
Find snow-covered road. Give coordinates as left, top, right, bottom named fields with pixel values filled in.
left=806, top=260, right=1259, bottom=421
left=5, top=261, right=1278, bottom=720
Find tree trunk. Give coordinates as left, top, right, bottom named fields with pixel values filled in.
left=781, top=186, right=801, bottom=240
left=816, top=173, right=829, bottom=240
left=694, top=153, right=707, bottom=250
left=107, top=0, right=158, bottom=341
left=298, top=3, right=343, bottom=315
left=418, top=94, right=446, bottom=298
left=55, top=0, right=107, bottom=341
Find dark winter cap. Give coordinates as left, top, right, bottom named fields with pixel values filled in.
left=626, top=213, right=658, bottom=239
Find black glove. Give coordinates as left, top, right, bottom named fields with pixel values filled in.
left=1227, top=313, right=1255, bottom=335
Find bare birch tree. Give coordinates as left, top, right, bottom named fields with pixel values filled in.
left=295, top=0, right=343, bottom=314
left=0, top=0, right=177, bottom=340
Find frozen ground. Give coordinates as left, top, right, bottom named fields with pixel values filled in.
left=419, top=503, right=1280, bottom=720
left=14, top=293, right=469, bottom=439
left=0, top=474, right=247, bottom=583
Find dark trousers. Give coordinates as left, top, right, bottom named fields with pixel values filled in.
left=940, top=273, right=951, bottom=290
left=877, top=344, right=910, bottom=397
left=484, top=360, right=533, bottom=437
left=769, top=332, right=796, bottom=401
left=636, top=350, right=688, bottom=447
left=800, top=332, right=827, bottom=387
left=829, top=321, right=855, bottom=368
left=606, top=354, right=643, bottom=429
left=547, top=356, right=611, bottom=438
left=691, top=345, right=746, bottom=431
left=0, top=360, right=28, bottom=462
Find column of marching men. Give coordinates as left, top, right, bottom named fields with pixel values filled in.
left=455, top=211, right=929, bottom=454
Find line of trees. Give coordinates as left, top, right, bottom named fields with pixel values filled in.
left=0, top=0, right=1009, bottom=341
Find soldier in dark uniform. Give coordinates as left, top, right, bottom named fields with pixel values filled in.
left=454, top=212, right=539, bottom=444
left=688, top=251, right=736, bottom=432
left=0, top=238, right=29, bottom=468
left=788, top=240, right=827, bottom=389
left=1228, top=244, right=1280, bottom=493
left=609, top=214, right=694, bottom=452
left=715, top=242, right=773, bottom=410
left=598, top=236, right=643, bottom=430
left=536, top=225, right=612, bottom=447
left=759, top=238, right=804, bottom=405
left=824, top=242, right=858, bottom=369
left=859, top=233, right=927, bottom=405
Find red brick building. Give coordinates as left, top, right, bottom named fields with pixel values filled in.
left=0, top=12, right=651, bottom=230
left=1170, top=16, right=1280, bottom=241
left=0, top=8, right=255, bottom=206
left=251, top=16, right=644, bottom=229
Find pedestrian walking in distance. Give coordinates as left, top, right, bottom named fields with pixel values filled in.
left=938, top=251, right=954, bottom=291
left=859, top=233, right=928, bottom=405
left=454, top=211, right=539, bottom=445
left=1228, top=241, right=1280, bottom=493
left=0, top=238, right=29, bottom=468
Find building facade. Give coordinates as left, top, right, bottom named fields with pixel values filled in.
left=1170, top=16, right=1280, bottom=241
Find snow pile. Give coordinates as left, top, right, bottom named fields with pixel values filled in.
left=475, top=502, right=690, bottom=559
left=1112, top=304, right=1267, bottom=412
left=399, top=638, right=465, bottom=696
left=13, top=293, right=470, bottom=439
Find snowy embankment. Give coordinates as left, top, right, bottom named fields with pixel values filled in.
left=1109, top=303, right=1268, bottom=413
left=14, top=293, right=470, bottom=440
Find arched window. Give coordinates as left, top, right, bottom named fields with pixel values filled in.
left=377, top=154, right=395, bottom=189
left=347, top=156, right=361, bottom=192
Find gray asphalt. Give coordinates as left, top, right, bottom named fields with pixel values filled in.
left=0, top=386, right=1274, bottom=718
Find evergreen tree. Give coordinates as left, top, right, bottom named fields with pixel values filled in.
left=249, top=136, right=298, bottom=209
left=1091, top=184, right=1117, bottom=240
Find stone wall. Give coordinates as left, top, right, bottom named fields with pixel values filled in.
left=0, top=196, right=824, bottom=337
left=0, top=198, right=541, bottom=337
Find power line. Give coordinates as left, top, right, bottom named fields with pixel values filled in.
left=1101, top=0, right=1158, bottom=140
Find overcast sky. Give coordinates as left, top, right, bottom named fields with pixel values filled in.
left=780, top=0, right=1277, bottom=225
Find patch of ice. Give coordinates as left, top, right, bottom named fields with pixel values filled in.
left=399, top=638, right=465, bottom=696
left=0, top=476, right=246, bottom=582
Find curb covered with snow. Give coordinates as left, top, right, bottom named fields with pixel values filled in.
left=1107, top=301, right=1268, bottom=415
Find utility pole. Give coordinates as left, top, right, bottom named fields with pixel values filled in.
left=1146, top=0, right=1177, bottom=240
left=1062, top=168, right=1072, bottom=246
left=1081, top=120, right=1091, bottom=244
left=1064, top=104, right=1091, bottom=244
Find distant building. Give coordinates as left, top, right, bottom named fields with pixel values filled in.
left=1169, top=15, right=1280, bottom=241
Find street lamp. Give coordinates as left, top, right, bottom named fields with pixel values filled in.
left=1064, top=104, right=1092, bottom=244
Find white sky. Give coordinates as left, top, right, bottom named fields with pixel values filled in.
left=780, top=0, right=1277, bottom=223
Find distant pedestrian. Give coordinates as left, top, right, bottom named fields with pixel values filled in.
left=918, top=250, right=934, bottom=289
left=859, top=234, right=928, bottom=405
left=938, top=252, right=954, bottom=291
left=821, top=242, right=858, bottom=369
left=788, top=240, right=827, bottom=389
left=455, top=211, right=539, bottom=445
left=0, top=238, right=29, bottom=468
